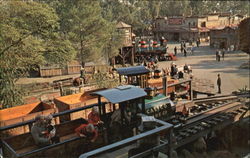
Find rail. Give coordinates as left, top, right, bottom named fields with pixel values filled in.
left=0, top=102, right=105, bottom=132
left=79, top=116, right=173, bottom=158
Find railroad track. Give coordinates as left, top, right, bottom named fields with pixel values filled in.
left=172, top=101, right=249, bottom=149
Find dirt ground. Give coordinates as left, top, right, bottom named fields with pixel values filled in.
left=158, top=42, right=250, bottom=95
left=17, top=42, right=249, bottom=95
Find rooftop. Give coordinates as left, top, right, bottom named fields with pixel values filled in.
left=116, top=21, right=131, bottom=28
left=92, top=85, right=147, bottom=104
left=116, top=66, right=150, bottom=76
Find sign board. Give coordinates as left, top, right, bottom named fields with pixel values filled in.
left=168, top=18, right=183, bottom=25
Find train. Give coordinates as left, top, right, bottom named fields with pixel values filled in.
left=135, top=39, right=177, bottom=62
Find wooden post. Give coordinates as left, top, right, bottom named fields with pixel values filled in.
left=162, top=75, right=167, bottom=96
left=131, top=45, right=135, bottom=66
left=59, top=82, right=63, bottom=96
left=141, top=97, right=145, bottom=114
left=189, top=80, right=193, bottom=100
left=168, top=128, right=174, bottom=158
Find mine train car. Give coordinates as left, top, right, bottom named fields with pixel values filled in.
left=135, top=40, right=167, bottom=62
left=1, top=85, right=151, bottom=158
left=1, top=85, right=178, bottom=158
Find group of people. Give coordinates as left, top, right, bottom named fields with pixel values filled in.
left=31, top=106, right=104, bottom=147
left=170, top=63, right=191, bottom=79
left=215, top=49, right=226, bottom=61
left=31, top=104, right=134, bottom=147
left=31, top=114, right=59, bottom=147
left=174, top=39, right=201, bottom=57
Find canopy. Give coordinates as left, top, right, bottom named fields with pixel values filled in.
left=116, top=66, right=150, bottom=76
left=92, top=85, right=146, bottom=104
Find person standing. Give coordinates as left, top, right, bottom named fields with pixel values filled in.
left=222, top=48, right=225, bottom=60
left=215, top=50, right=219, bottom=61
left=181, top=45, right=184, bottom=53
left=217, top=74, right=221, bottom=94
left=218, top=51, right=221, bottom=62
left=191, top=46, right=194, bottom=55
left=174, top=46, right=177, bottom=56
left=184, top=48, right=187, bottom=57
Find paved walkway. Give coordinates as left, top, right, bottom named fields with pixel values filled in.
left=159, top=42, right=249, bottom=95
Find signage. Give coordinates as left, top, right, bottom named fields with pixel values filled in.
left=168, top=18, right=183, bottom=25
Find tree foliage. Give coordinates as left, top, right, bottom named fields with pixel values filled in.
left=0, top=1, right=76, bottom=108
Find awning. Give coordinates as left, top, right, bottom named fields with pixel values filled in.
left=116, top=66, right=150, bottom=76
left=92, top=85, right=147, bottom=104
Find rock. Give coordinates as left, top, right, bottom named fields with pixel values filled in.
left=182, top=149, right=195, bottom=158
left=193, top=137, right=207, bottom=153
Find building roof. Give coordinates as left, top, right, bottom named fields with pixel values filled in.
left=116, top=66, right=150, bottom=76
left=92, top=85, right=147, bottom=104
left=116, top=21, right=131, bottom=28
left=210, top=24, right=238, bottom=31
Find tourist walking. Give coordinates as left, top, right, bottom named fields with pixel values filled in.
left=217, top=74, right=221, bottom=94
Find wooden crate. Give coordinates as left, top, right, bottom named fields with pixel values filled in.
left=54, top=89, right=107, bottom=122
left=0, top=102, right=59, bottom=137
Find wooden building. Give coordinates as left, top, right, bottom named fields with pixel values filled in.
left=238, top=17, right=250, bottom=53
left=210, top=25, right=239, bottom=49
left=153, top=13, right=244, bottom=42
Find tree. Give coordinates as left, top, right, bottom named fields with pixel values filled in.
left=53, top=0, right=115, bottom=67
left=0, top=1, right=76, bottom=108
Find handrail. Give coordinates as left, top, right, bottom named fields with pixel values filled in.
left=79, top=116, right=172, bottom=158
left=0, top=102, right=106, bottom=132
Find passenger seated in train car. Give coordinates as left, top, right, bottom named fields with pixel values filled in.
left=31, top=115, right=52, bottom=147
left=44, top=114, right=60, bottom=144
left=75, top=123, right=98, bottom=142
left=88, top=106, right=104, bottom=128
left=110, top=108, right=132, bottom=141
